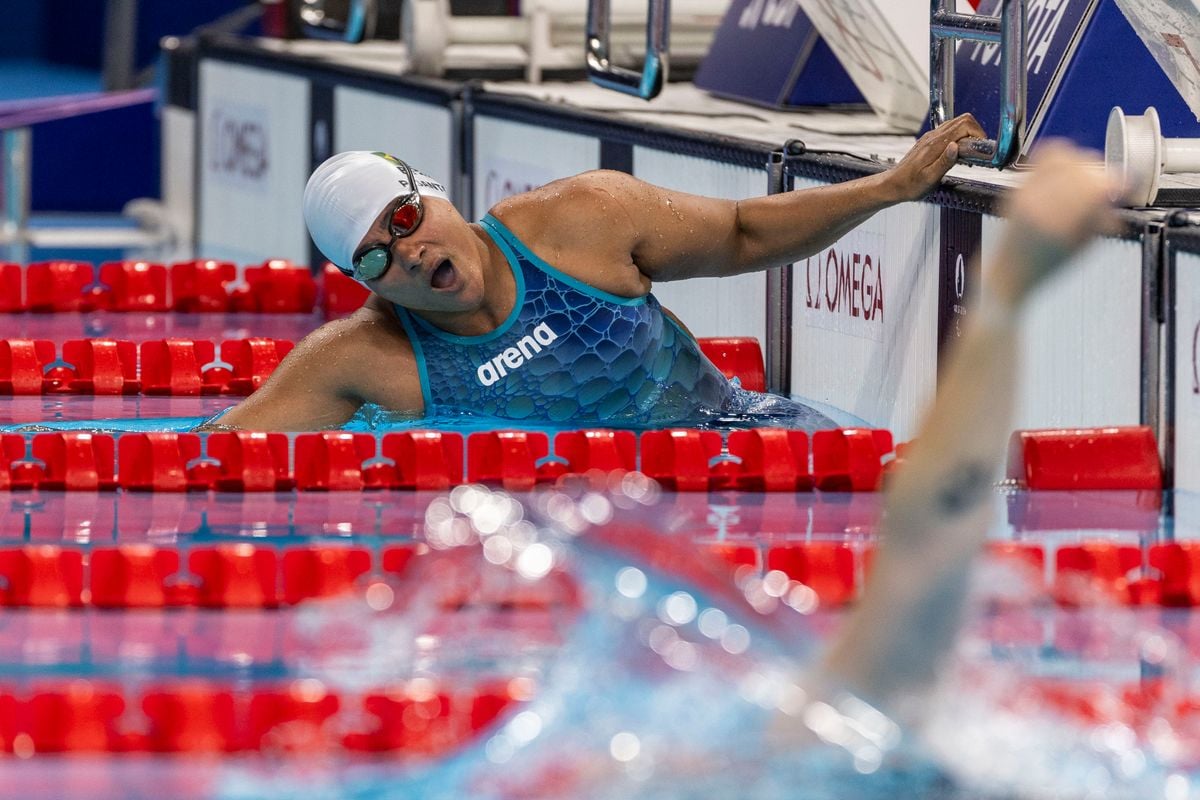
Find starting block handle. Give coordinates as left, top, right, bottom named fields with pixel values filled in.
left=299, top=0, right=373, bottom=43
left=586, top=0, right=669, bottom=100
left=930, top=0, right=1026, bottom=169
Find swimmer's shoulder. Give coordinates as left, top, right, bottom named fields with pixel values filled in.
left=298, top=299, right=423, bottom=411
left=488, top=171, right=651, bottom=298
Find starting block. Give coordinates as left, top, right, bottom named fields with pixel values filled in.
left=954, top=0, right=1200, bottom=161
left=694, top=1, right=864, bottom=108
left=404, top=0, right=723, bottom=83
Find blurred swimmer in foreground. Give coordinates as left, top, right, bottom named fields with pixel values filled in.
left=782, top=142, right=1115, bottom=737
left=197, top=114, right=987, bottom=432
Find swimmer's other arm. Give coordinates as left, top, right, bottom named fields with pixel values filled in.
left=193, top=312, right=421, bottom=432
left=806, top=143, right=1116, bottom=718
left=561, top=115, right=986, bottom=283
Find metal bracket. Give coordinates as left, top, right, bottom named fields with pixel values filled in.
left=586, top=0, right=669, bottom=100
left=299, top=0, right=376, bottom=43
left=929, top=0, right=1026, bottom=168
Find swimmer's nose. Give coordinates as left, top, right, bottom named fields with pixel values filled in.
left=390, top=239, right=424, bottom=272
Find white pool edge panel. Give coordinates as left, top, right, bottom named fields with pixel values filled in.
left=333, top=87, right=456, bottom=206
left=471, top=116, right=601, bottom=220
left=197, top=61, right=312, bottom=266
left=789, top=183, right=940, bottom=441
left=981, top=215, right=1144, bottom=431
left=631, top=148, right=768, bottom=343
left=1176, top=251, right=1200, bottom=492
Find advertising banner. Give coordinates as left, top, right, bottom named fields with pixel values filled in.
left=198, top=61, right=310, bottom=265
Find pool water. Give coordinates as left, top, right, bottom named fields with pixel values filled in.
left=0, top=483, right=1193, bottom=799
left=0, top=306, right=1196, bottom=799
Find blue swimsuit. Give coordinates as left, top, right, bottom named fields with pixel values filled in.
left=392, top=215, right=735, bottom=426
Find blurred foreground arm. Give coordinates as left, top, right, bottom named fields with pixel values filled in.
left=813, top=143, right=1116, bottom=714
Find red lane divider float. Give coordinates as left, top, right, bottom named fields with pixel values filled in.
left=0, top=332, right=761, bottom=401
left=1007, top=426, right=1162, bottom=490
left=170, top=259, right=237, bottom=312
left=0, top=427, right=916, bottom=495
left=0, top=678, right=527, bottom=755
left=0, top=263, right=23, bottom=312
left=0, top=338, right=294, bottom=396
left=0, top=543, right=427, bottom=610
left=26, top=261, right=94, bottom=313
left=697, top=337, right=765, bottom=392
left=0, top=259, right=319, bottom=315
left=322, top=263, right=371, bottom=318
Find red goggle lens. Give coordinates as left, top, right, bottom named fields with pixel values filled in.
left=390, top=201, right=420, bottom=234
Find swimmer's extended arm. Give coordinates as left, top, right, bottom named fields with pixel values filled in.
left=801, top=145, right=1116, bottom=719
left=586, top=114, right=986, bottom=282
left=194, top=315, right=414, bottom=432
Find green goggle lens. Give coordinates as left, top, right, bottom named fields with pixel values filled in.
left=352, top=247, right=391, bottom=281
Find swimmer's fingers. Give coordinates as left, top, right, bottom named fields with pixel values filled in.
left=885, top=114, right=986, bottom=202
left=990, top=141, right=1116, bottom=304
left=1005, top=141, right=1116, bottom=248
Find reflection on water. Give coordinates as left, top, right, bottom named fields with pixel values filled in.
left=0, top=390, right=866, bottom=436
left=215, top=483, right=1193, bottom=800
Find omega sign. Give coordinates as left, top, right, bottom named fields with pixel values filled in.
left=207, top=104, right=270, bottom=188
left=802, top=230, right=885, bottom=342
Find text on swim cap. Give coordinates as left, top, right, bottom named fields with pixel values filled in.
left=476, top=322, right=559, bottom=387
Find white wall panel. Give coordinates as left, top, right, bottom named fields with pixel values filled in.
left=161, top=105, right=195, bottom=248
left=982, top=217, right=1143, bottom=429
left=334, top=87, right=454, bottom=202
left=632, top=148, right=767, bottom=342
left=789, top=187, right=940, bottom=439
left=1176, top=252, right=1200, bottom=492
left=198, top=61, right=310, bottom=265
left=472, top=117, right=600, bottom=219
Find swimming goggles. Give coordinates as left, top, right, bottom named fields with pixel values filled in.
left=347, top=159, right=424, bottom=282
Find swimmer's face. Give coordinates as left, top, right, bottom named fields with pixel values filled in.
left=354, top=196, right=486, bottom=312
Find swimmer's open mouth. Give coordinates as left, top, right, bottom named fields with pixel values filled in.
left=431, top=259, right=456, bottom=290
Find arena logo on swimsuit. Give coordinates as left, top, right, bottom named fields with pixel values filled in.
left=476, top=322, right=560, bottom=387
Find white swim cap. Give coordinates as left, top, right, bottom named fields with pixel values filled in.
left=303, top=151, right=451, bottom=270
